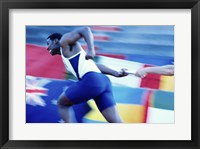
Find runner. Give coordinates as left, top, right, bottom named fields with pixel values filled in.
left=46, top=27, right=128, bottom=123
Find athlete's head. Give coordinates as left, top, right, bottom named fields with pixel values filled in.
left=46, top=33, right=62, bottom=56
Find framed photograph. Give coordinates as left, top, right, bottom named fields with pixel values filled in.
left=1, top=0, right=199, bottom=148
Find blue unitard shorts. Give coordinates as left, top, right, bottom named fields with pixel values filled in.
left=64, top=72, right=116, bottom=112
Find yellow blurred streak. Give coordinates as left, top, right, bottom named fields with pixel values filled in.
left=85, top=100, right=107, bottom=122
left=159, top=76, right=174, bottom=92
left=85, top=100, right=145, bottom=123
left=118, top=104, right=145, bottom=123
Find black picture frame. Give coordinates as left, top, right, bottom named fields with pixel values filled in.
left=0, top=0, right=199, bottom=148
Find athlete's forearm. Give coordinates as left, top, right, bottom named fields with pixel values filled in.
left=96, top=64, right=128, bottom=77
left=96, top=64, right=118, bottom=77
left=145, top=65, right=174, bottom=75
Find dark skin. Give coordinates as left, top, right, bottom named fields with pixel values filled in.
left=47, top=27, right=128, bottom=77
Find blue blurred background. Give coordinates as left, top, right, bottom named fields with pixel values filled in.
left=26, top=26, right=174, bottom=65
left=26, top=26, right=174, bottom=123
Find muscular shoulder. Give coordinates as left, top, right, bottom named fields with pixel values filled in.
left=60, top=31, right=82, bottom=47
left=59, top=33, right=71, bottom=46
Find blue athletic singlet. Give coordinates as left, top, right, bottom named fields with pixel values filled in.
left=60, top=47, right=116, bottom=112
left=61, top=48, right=101, bottom=80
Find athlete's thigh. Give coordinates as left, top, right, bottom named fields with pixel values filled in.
left=94, top=91, right=116, bottom=112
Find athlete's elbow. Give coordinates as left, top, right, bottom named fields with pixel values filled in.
left=83, top=27, right=91, bottom=32
left=81, top=27, right=92, bottom=35
left=78, top=27, right=91, bottom=38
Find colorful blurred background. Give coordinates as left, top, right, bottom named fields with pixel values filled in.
left=26, top=26, right=174, bottom=123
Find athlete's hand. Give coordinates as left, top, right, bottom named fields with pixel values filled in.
left=86, top=50, right=95, bottom=60
left=135, top=68, right=147, bottom=78
left=115, top=68, right=128, bottom=77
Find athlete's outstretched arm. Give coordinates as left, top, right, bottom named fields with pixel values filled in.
left=60, top=27, right=95, bottom=58
left=96, top=63, right=128, bottom=77
left=135, top=65, right=174, bottom=78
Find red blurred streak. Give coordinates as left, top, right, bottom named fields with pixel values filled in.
left=91, top=26, right=121, bottom=32
left=143, top=90, right=152, bottom=123
left=26, top=44, right=66, bottom=79
left=26, top=89, right=47, bottom=94
left=81, top=45, right=99, bottom=50
left=94, top=35, right=109, bottom=41
left=140, top=64, right=161, bottom=89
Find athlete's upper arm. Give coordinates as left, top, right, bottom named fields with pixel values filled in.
left=60, top=30, right=82, bottom=45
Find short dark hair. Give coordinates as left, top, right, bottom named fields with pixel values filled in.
left=47, top=33, right=62, bottom=41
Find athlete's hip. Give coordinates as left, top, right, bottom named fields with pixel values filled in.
left=79, top=71, right=111, bottom=87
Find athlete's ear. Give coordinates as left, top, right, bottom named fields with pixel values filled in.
left=53, top=38, right=59, bottom=44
